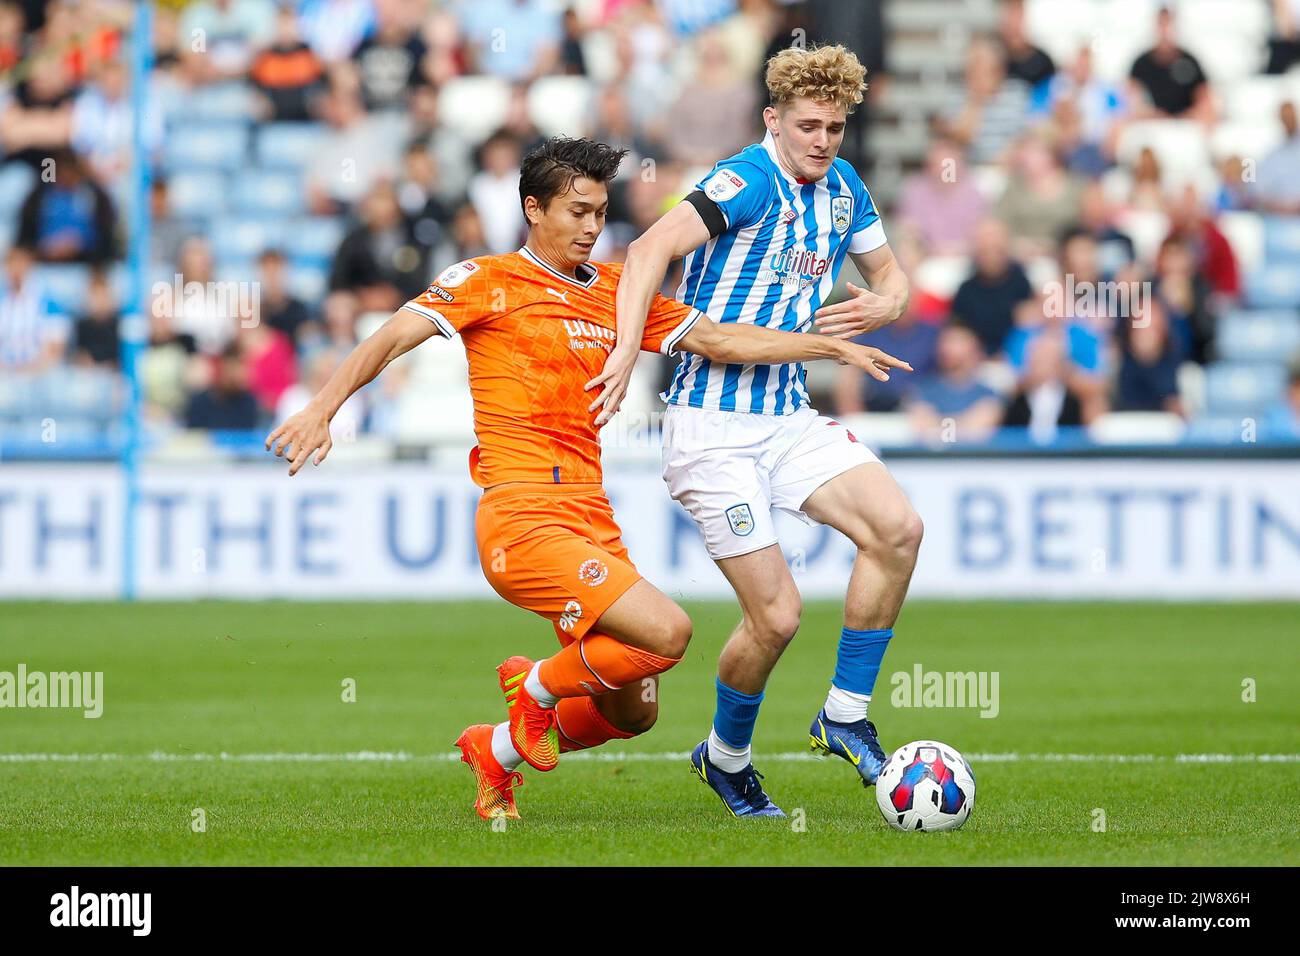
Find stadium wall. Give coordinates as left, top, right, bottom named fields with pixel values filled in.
left=1, top=459, right=1298, bottom=600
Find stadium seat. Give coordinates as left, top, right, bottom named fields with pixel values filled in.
left=256, top=123, right=328, bottom=170
left=1179, top=0, right=1269, bottom=83
left=1222, top=75, right=1292, bottom=126
left=1218, top=211, right=1266, bottom=278
left=1245, top=265, right=1300, bottom=309
left=1263, top=216, right=1300, bottom=262
left=167, top=170, right=229, bottom=220
left=211, top=216, right=288, bottom=263
left=1116, top=120, right=1212, bottom=193
left=527, top=76, right=594, bottom=138
left=288, top=263, right=329, bottom=303
left=163, top=121, right=250, bottom=173
left=0, top=162, right=35, bottom=220
left=1203, top=361, right=1288, bottom=415
left=1209, top=121, right=1282, bottom=164
left=437, top=76, right=511, bottom=144
left=230, top=169, right=305, bottom=217
left=1216, top=311, right=1300, bottom=363
left=1112, top=207, right=1171, bottom=265
left=188, top=82, right=257, bottom=121
left=913, top=254, right=970, bottom=300
left=283, top=216, right=347, bottom=265
left=32, top=263, right=90, bottom=315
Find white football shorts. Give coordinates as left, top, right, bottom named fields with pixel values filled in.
left=661, top=404, right=880, bottom=560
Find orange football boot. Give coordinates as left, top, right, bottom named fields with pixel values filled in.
left=454, top=724, right=523, bottom=820
left=497, top=655, right=560, bottom=772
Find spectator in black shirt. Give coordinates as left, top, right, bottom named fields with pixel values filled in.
left=185, top=344, right=262, bottom=430
left=16, top=149, right=118, bottom=264
left=1116, top=297, right=1185, bottom=415
left=1128, top=5, right=1210, bottom=121
left=257, top=249, right=315, bottom=345
left=1002, top=331, right=1085, bottom=443
left=950, top=219, right=1035, bottom=357
left=329, top=179, right=431, bottom=310
left=353, top=4, right=430, bottom=113
left=71, top=268, right=120, bottom=367
left=999, top=0, right=1055, bottom=88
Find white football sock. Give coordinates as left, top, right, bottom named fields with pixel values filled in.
left=524, top=661, right=558, bottom=708
left=707, top=728, right=751, bottom=773
left=823, top=684, right=871, bottom=723
left=491, top=721, right=524, bottom=771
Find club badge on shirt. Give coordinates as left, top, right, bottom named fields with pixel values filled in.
left=832, top=196, right=852, bottom=235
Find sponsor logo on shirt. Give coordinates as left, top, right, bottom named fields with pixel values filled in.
left=425, top=285, right=454, bottom=302
left=563, top=319, right=616, bottom=352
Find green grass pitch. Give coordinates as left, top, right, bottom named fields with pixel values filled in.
left=1, top=600, right=1297, bottom=866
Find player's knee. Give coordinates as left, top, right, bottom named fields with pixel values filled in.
left=753, top=596, right=802, bottom=650
left=865, top=505, right=923, bottom=565
left=895, top=507, right=924, bottom=560
left=650, top=604, right=692, bottom=660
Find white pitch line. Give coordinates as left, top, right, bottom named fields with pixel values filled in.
left=0, top=752, right=1297, bottom=764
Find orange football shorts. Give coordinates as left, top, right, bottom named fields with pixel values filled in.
left=475, top=482, right=642, bottom=644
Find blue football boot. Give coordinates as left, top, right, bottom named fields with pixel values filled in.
left=689, top=741, right=786, bottom=818
left=809, top=709, right=889, bottom=786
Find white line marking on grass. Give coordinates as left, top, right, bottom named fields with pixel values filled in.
left=1, top=752, right=1297, bottom=764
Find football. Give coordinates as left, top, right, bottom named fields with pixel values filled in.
left=875, top=740, right=976, bottom=832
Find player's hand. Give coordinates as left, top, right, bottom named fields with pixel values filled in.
left=265, top=407, right=333, bottom=476
left=585, top=345, right=637, bottom=426
left=813, top=282, right=903, bottom=338
left=838, top=342, right=912, bottom=382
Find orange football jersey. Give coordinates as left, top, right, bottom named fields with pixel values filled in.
left=400, top=247, right=702, bottom=487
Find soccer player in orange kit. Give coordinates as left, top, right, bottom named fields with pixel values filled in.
left=266, top=138, right=910, bottom=819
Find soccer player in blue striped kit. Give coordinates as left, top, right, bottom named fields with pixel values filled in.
left=588, top=44, right=920, bottom=816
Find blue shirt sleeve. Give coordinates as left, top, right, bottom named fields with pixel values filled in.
left=696, top=159, right=773, bottom=232
left=843, top=167, right=885, bottom=253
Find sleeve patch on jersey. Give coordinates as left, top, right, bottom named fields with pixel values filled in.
left=434, top=260, right=479, bottom=288
left=703, top=168, right=747, bottom=203
left=424, top=285, right=454, bottom=302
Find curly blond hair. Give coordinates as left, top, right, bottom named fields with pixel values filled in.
left=765, top=44, right=867, bottom=112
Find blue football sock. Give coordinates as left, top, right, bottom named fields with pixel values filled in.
left=711, top=677, right=764, bottom=751
left=831, top=626, right=893, bottom=697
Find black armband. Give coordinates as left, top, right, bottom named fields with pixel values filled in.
left=683, top=190, right=726, bottom=239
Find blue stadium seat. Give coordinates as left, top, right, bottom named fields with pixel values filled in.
left=284, top=216, right=346, bottom=264
left=163, top=121, right=250, bottom=173
left=1263, top=216, right=1300, bottom=261
left=1203, top=361, right=1288, bottom=416
left=188, top=82, right=257, bottom=121
left=211, top=216, right=288, bottom=263
left=167, top=170, right=229, bottom=219
left=256, top=123, right=328, bottom=170
left=33, top=264, right=90, bottom=315
left=289, top=263, right=329, bottom=303
left=1215, top=310, right=1300, bottom=363
left=230, top=169, right=304, bottom=216
left=0, top=162, right=35, bottom=219
left=1245, top=266, right=1300, bottom=309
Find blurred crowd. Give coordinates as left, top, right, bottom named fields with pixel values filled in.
left=0, top=0, right=1298, bottom=449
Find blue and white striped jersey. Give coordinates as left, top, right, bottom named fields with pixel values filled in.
left=662, top=132, right=887, bottom=415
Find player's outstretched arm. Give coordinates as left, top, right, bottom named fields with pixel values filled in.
left=678, top=314, right=911, bottom=383
left=589, top=202, right=714, bottom=424
left=266, top=309, right=437, bottom=475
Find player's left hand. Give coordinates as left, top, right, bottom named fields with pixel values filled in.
left=813, top=282, right=903, bottom=338
left=585, top=346, right=638, bottom=426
